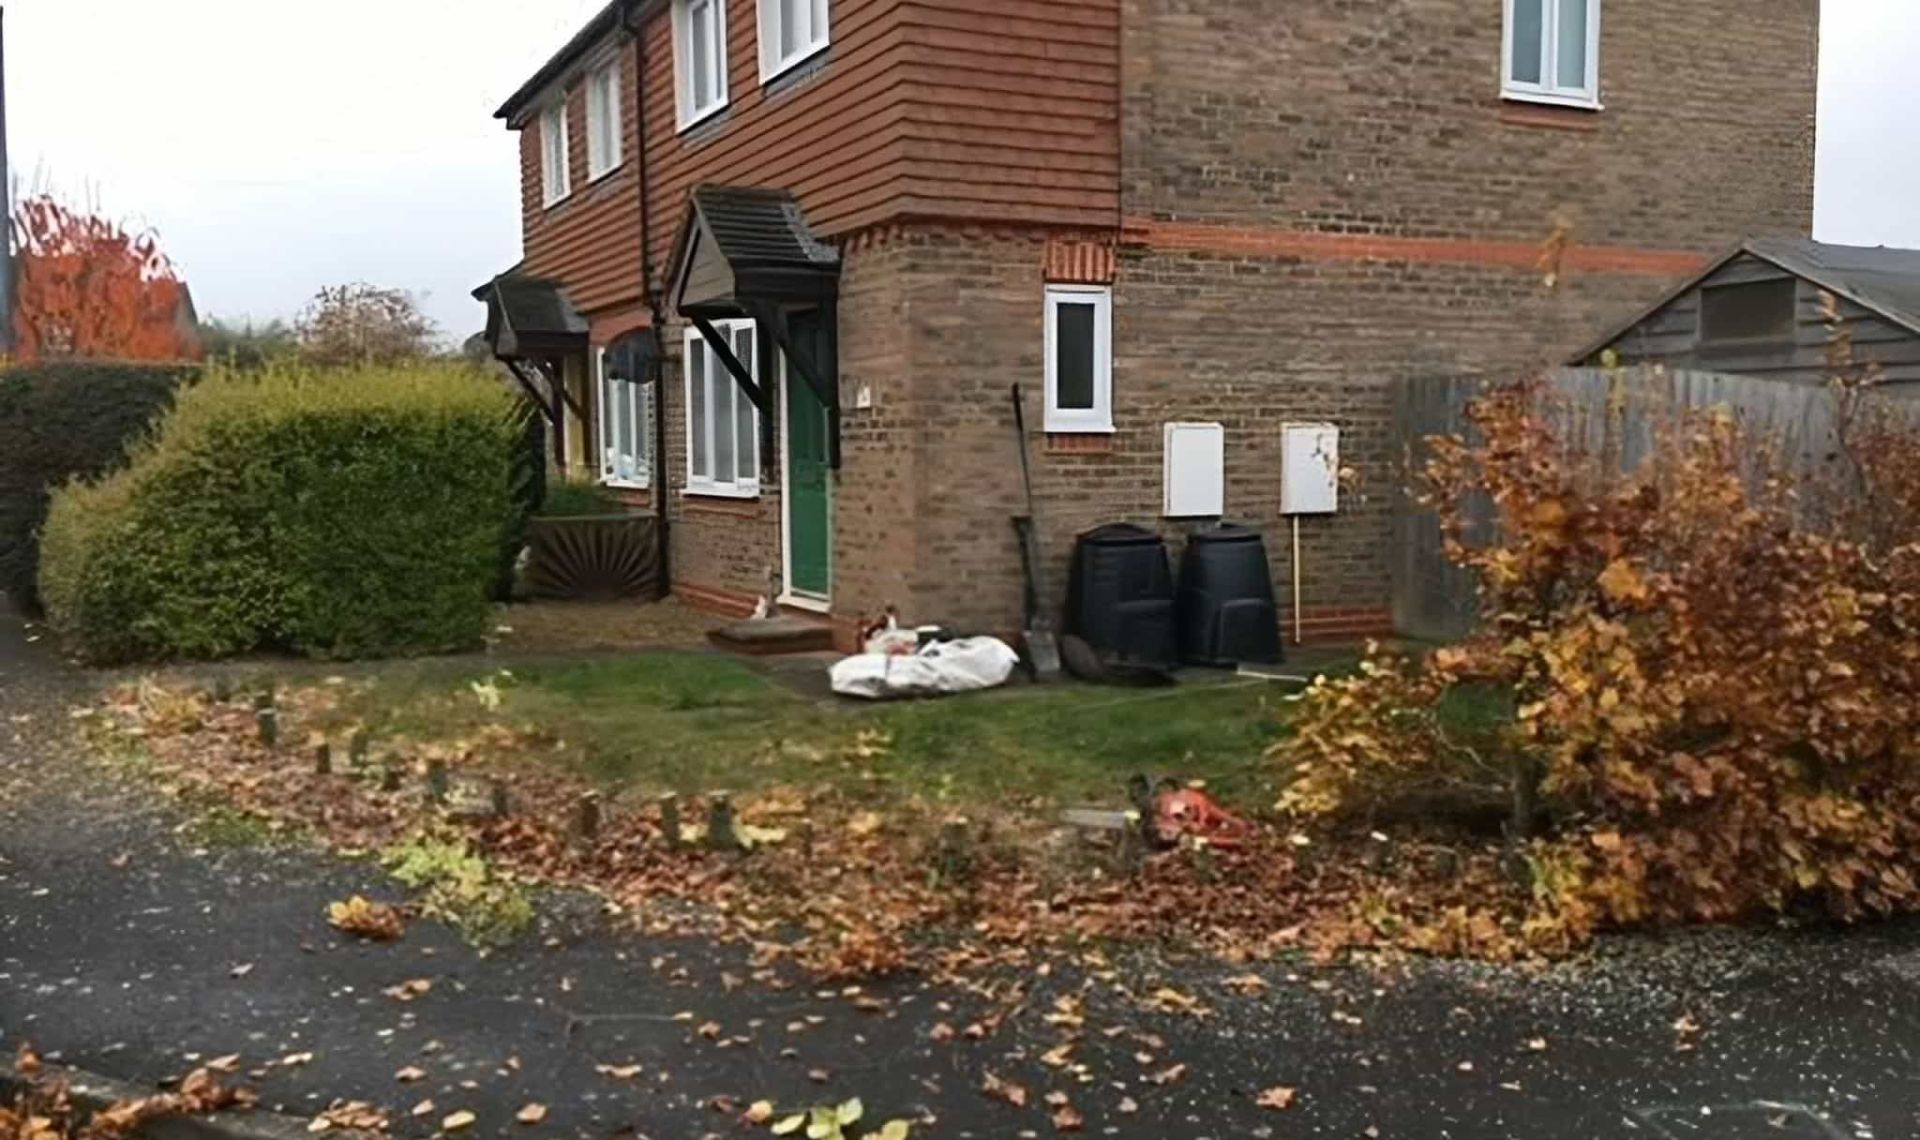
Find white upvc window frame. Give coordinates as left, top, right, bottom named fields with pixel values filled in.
left=585, top=59, right=624, bottom=181
left=540, top=103, right=571, bottom=206
left=671, top=0, right=730, bottom=131
left=1501, top=0, right=1601, bottom=109
left=1043, top=284, right=1114, bottom=434
left=596, top=348, right=653, bottom=490
left=756, top=0, right=830, bottom=84
left=683, top=320, right=761, bottom=497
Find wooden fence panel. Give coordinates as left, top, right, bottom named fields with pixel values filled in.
left=1390, top=367, right=1920, bottom=640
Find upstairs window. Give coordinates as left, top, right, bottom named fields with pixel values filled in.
left=585, top=60, right=623, bottom=180
left=1700, top=279, right=1798, bottom=345
left=1043, top=285, right=1113, bottom=433
left=672, top=0, right=729, bottom=129
left=540, top=103, right=570, bottom=206
left=1503, top=0, right=1600, bottom=108
left=598, top=349, right=654, bottom=488
left=757, top=0, right=829, bottom=82
left=684, top=321, right=761, bottom=496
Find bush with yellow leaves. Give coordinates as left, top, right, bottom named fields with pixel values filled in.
left=1276, top=354, right=1920, bottom=953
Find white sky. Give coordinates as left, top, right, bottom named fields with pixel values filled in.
left=4, top=1, right=1913, bottom=342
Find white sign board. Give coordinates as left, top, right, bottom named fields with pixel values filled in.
left=1280, top=422, right=1339, bottom=515
left=1162, top=422, right=1225, bottom=517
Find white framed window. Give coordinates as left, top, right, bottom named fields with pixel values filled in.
left=671, top=0, right=729, bottom=130
left=757, top=0, right=829, bottom=82
left=597, top=349, right=653, bottom=489
left=540, top=103, right=571, bottom=206
left=1502, top=0, right=1600, bottom=108
left=585, top=61, right=623, bottom=180
left=1043, top=285, right=1113, bottom=433
left=683, top=320, right=761, bottom=496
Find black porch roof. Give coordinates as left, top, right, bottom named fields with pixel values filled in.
left=669, top=186, right=840, bottom=319
left=472, top=271, right=590, bottom=360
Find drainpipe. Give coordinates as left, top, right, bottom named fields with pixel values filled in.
left=0, top=6, right=14, bottom=358
left=623, top=0, right=672, bottom=599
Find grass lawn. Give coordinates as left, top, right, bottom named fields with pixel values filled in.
left=320, top=651, right=1304, bottom=811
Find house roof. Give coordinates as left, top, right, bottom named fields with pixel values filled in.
left=1574, top=237, right=1920, bottom=362
left=669, top=185, right=841, bottom=317
left=493, top=0, right=662, bottom=125
left=471, top=271, right=590, bottom=359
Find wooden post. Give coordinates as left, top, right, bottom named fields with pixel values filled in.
left=348, top=728, right=370, bottom=770
left=575, top=791, right=602, bottom=842
left=489, top=779, right=510, bottom=818
left=660, top=793, right=682, bottom=850
left=426, top=758, right=449, bottom=805
left=706, top=792, right=738, bottom=852
left=313, top=741, right=332, bottom=775
left=379, top=762, right=402, bottom=792
left=255, top=707, right=278, bottom=748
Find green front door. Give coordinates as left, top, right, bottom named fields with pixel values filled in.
left=784, top=318, right=832, bottom=601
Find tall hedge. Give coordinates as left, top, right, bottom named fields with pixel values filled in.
left=0, top=361, right=198, bottom=612
left=38, top=361, right=523, bottom=662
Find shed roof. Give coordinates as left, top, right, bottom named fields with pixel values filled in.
left=1575, top=237, right=1920, bottom=363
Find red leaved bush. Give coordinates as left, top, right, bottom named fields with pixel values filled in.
left=10, top=194, right=200, bottom=362
left=1278, top=343, right=1920, bottom=953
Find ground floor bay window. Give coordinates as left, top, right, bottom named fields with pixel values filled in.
left=683, top=320, right=760, bottom=496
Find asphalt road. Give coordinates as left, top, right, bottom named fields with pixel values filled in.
left=2, top=605, right=1917, bottom=1139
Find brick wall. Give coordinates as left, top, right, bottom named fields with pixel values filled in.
left=1119, top=0, right=1817, bottom=249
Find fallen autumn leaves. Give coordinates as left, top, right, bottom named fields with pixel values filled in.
left=94, top=677, right=1554, bottom=992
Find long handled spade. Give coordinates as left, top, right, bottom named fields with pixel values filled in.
left=1010, top=383, right=1062, bottom=681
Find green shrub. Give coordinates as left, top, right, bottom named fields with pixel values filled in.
left=0, top=361, right=198, bottom=611
left=535, top=479, right=625, bottom=518
left=39, top=360, right=522, bottom=661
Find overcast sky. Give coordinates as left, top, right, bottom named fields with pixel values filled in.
left=5, top=1, right=1913, bottom=341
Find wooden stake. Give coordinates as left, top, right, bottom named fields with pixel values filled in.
left=426, top=758, right=449, bottom=804
left=574, top=791, right=601, bottom=842
left=255, top=708, right=277, bottom=748
left=313, top=741, right=332, bottom=775
left=348, top=728, right=370, bottom=769
left=706, top=792, right=738, bottom=852
left=490, top=779, right=510, bottom=818
left=659, top=793, right=682, bottom=850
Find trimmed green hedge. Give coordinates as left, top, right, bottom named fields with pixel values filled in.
left=39, top=361, right=523, bottom=662
left=0, top=361, right=199, bottom=612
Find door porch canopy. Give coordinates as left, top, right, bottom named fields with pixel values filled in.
left=471, top=270, right=594, bottom=428
left=667, top=185, right=842, bottom=467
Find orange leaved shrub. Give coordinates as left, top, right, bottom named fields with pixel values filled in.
left=1276, top=354, right=1920, bottom=952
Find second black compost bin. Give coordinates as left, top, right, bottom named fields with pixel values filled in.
left=1065, top=523, right=1177, bottom=665
left=1177, top=523, right=1284, bottom=666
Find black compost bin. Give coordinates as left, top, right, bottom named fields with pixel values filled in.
left=1065, top=523, right=1177, bottom=665
left=1176, top=523, right=1283, bottom=666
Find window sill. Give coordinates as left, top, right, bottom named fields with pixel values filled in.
left=541, top=191, right=573, bottom=211
left=759, top=42, right=829, bottom=87
left=600, top=476, right=651, bottom=491
left=587, top=161, right=625, bottom=185
left=1042, top=421, right=1114, bottom=436
left=681, top=485, right=760, bottom=501
left=676, top=102, right=729, bottom=136
left=1500, top=89, right=1602, bottom=113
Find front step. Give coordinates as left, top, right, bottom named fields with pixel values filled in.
left=707, top=613, right=836, bottom=656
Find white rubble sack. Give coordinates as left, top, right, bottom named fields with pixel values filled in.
left=829, top=636, right=1021, bottom=700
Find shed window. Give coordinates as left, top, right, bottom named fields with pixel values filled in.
left=1503, top=0, right=1600, bottom=108
left=585, top=61, right=623, bottom=180
left=1044, top=285, right=1113, bottom=433
left=597, top=349, right=653, bottom=488
left=673, top=0, right=729, bottom=129
left=684, top=321, right=760, bottom=496
left=757, top=0, right=830, bottom=82
left=1699, top=280, right=1798, bottom=345
left=540, top=104, right=570, bottom=206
